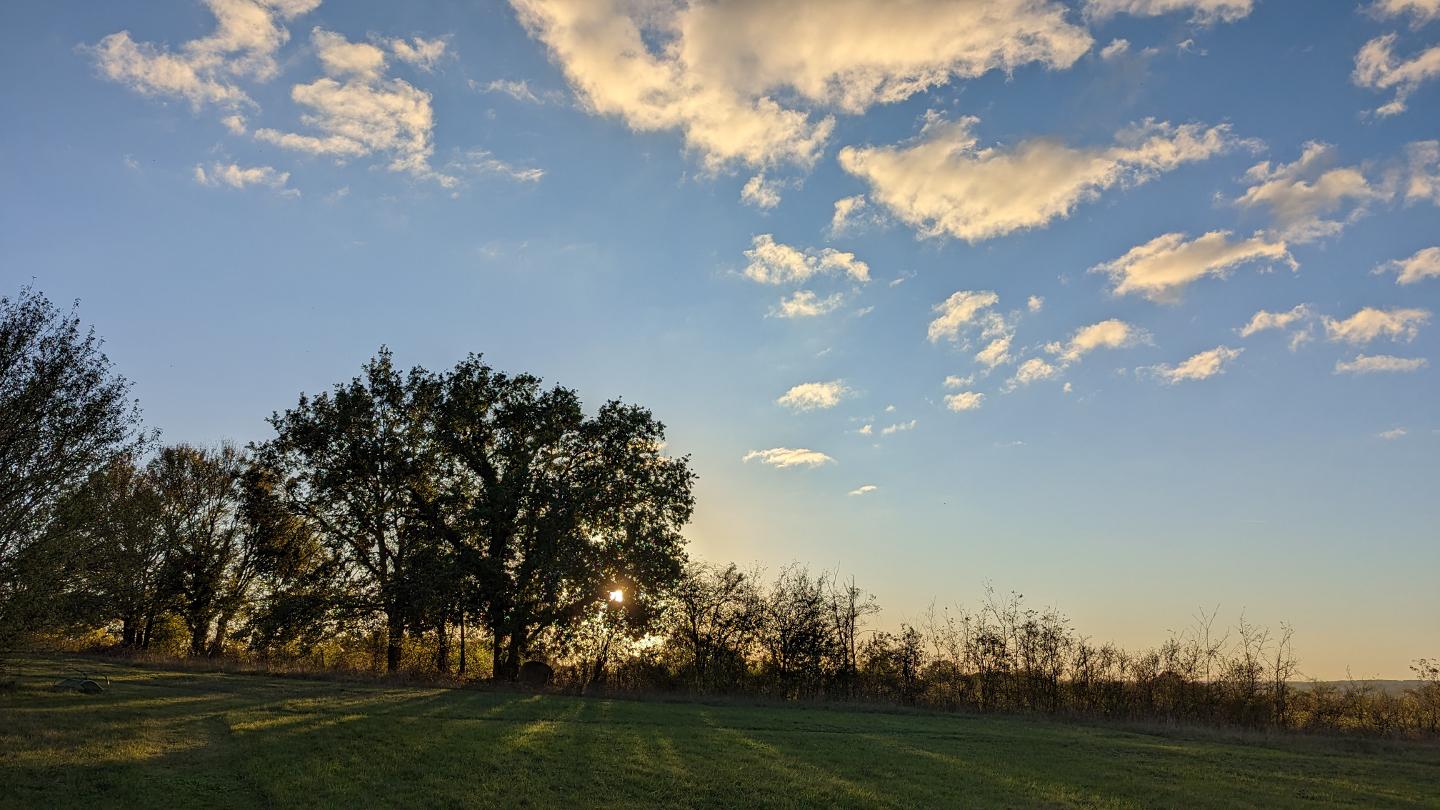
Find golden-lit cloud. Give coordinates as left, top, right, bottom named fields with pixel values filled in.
left=1144, top=346, right=1243, bottom=383
left=848, top=484, right=878, bottom=496
left=976, top=335, right=1014, bottom=369
left=742, top=447, right=836, bottom=468
left=1239, top=304, right=1312, bottom=340
left=927, top=290, right=1000, bottom=343
left=1085, top=0, right=1253, bottom=24
left=1353, top=34, right=1440, bottom=117
left=771, top=290, right=845, bottom=319
left=1235, top=143, right=1388, bottom=242
left=944, top=391, right=985, bottom=411
left=1407, top=141, right=1440, bottom=204
left=741, top=173, right=784, bottom=209
left=1371, top=0, right=1440, bottom=25
left=90, top=0, right=321, bottom=112
left=1046, top=319, right=1148, bottom=363
left=1006, top=357, right=1061, bottom=388
left=1093, top=231, right=1294, bottom=302
left=776, top=380, right=852, bottom=411
left=743, top=235, right=870, bottom=285
left=1378, top=247, right=1440, bottom=284
left=510, top=0, right=1092, bottom=170
left=255, top=30, right=451, bottom=184
left=1334, top=354, right=1429, bottom=374
left=839, top=116, right=1239, bottom=242
left=1323, top=307, right=1431, bottom=344
left=193, top=162, right=295, bottom=195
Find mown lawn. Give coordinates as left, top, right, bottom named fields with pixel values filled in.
left=2, top=657, right=1437, bottom=808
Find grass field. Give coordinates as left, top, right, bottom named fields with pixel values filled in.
left=2, top=657, right=1437, bottom=808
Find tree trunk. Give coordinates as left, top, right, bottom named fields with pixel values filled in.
left=386, top=610, right=404, bottom=673
left=121, top=615, right=138, bottom=648
left=141, top=611, right=156, bottom=649
left=458, top=611, right=467, bottom=676
left=210, top=612, right=231, bottom=658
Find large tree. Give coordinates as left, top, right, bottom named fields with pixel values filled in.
left=426, top=355, right=695, bottom=680
left=150, top=443, right=254, bottom=656
left=259, top=349, right=433, bottom=673
left=0, top=287, right=145, bottom=644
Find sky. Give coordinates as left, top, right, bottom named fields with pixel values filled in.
left=2, top=0, right=1437, bottom=678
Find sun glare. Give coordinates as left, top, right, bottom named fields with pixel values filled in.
left=608, top=589, right=624, bottom=603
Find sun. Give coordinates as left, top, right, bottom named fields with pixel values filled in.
left=608, top=589, right=624, bottom=604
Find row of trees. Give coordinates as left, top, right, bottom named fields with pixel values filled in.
left=2, top=287, right=1436, bottom=738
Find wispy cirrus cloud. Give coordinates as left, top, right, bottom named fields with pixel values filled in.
left=1085, top=0, right=1253, bottom=24
left=1335, top=354, right=1429, bottom=374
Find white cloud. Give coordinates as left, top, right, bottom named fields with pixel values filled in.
left=743, top=447, right=835, bottom=468
left=839, top=116, right=1239, bottom=242
left=1006, top=357, right=1061, bottom=389
left=1100, top=38, right=1131, bottom=60
left=1027, top=295, right=1045, bottom=313
left=856, top=424, right=873, bottom=435
left=848, top=484, right=879, bottom=496
left=771, top=290, right=844, bottom=319
left=447, top=148, right=545, bottom=183
left=1235, top=143, right=1387, bottom=242
left=1046, top=319, right=1148, bottom=364
left=255, top=29, right=451, bottom=184
left=927, top=290, right=1000, bottom=343
left=1377, top=427, right=1409, bottom=440
left=485, top=79, right=542, bottom=103
left=1378, top=246, right=1440, bottom=284
left=1085, top=0, right=1253, bottom=24
left=830, top=195, right=887, bottom=236
left=776, top=380, right=852, bottom=411
left=1353, top=34, right=1440, bottom=117
left=1371, top=0, right=1440, bottom=26
left=1239, top=304, right=1312, bottom=337
left=741, top=173, right=784, bottom=209
left=976, top=335, right=1014, bottom=368
left=1323, top=307, right=1431, bottom=344
left=388, top=36, right=447, bottom=71
left=193, top=161, right=294, bottom=194
left=222, top=113, right=248, bottom=134
left=743, top=234, right=870, bottom=285
left=881, top=419, right=917, bottom=435
left=510, top=0, right=1091, bottom=171
left=944, top=392, right=985, bottom=411
left=1335, top=354, right=1429, bottom=374
left=1145, top=346, right=1243, bottom=383
left=89, top=0, right=320, bottom=110
left=313, top=29, right=386, bottom=81
left=1093, top=230, right=1294, bottom=302
left=943, top=374, right=975, bottom=389
left=1407, top=141, right=1440, bottom=204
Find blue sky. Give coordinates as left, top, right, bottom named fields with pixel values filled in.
left=2, top=0, right=1437, bottom=677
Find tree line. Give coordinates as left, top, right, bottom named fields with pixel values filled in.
left=2, top=287, right=1436, bottom=738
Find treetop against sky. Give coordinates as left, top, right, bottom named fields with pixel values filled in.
left=1, top=0, right=1437, bottom=677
